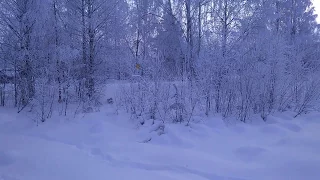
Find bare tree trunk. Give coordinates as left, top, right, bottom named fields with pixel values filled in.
left=14, top=59, right=18, bottom=107
left=185, top=0, right=194, bottom=78
left=197, top=1, right=202, bottom=57
left=87, top=0, right=95, bottom=98
left=53, top=0, right=62, bottom=103
left=222, top=0, right=228, bottom=57
left=80, top=0, right=87, bottom=100
left=0, top=83, right=4, bottom=106
left=20, top=29, right=35, bottom=107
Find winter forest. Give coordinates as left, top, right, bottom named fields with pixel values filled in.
left=0, top=0, right=320, bottom=123
left=1, top=0, right=320, bottom=179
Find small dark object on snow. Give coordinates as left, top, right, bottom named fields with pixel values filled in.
left=107, top=98, right=114, bottom=104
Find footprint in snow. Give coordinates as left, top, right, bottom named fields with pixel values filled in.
left=0, top=174, right=20, bottom=180
left=234, top=146, right=267, bottom=162
left=279, top=122, right=302, bottom=132
left=90, top=147, right=113, bottom=161
left=0, top=151, right=15, bottom=167
left=89, top=123, right=104, bottom=134
left=260, top=125, right=287, bottom=136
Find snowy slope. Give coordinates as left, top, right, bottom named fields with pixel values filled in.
left=1, top=107, right=320, bottom=180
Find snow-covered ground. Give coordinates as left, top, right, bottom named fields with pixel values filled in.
left=1, top=105, right=320, bottom=180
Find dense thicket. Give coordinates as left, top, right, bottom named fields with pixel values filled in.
left=0, top=0, right=319, bottom=123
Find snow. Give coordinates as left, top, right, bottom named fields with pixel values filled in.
left=1, top=106, right=320, bottom=180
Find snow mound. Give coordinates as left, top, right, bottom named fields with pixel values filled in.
left=1, top=109, right=320, bottom=180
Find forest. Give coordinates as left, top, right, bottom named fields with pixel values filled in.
left=0, top=0, right=320, bottom=123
